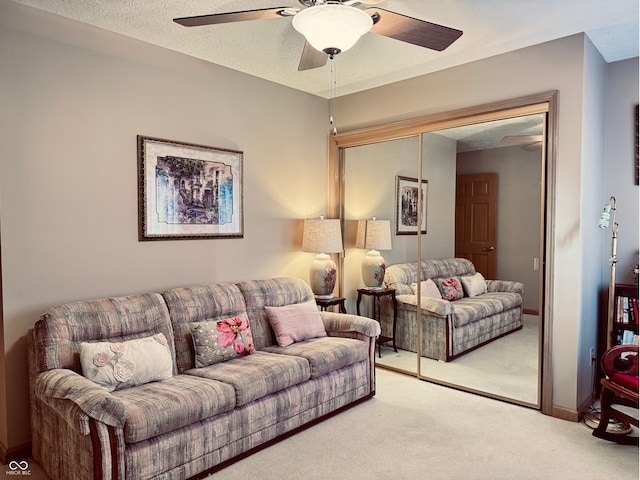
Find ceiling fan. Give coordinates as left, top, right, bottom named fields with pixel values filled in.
left=174, top=0, right=463, bottom=71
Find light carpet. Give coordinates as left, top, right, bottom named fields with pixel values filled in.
left=376, top=314, right=540, bottom=404
left=211, top=368, right=638, bottom=480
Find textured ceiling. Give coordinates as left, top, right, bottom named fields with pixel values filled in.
left=8, top=0, right=640, bottom=98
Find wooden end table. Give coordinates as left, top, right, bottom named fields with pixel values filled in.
left=315, top=296, right=347, bottom=314
left=356, top=287, right=397, bottom=357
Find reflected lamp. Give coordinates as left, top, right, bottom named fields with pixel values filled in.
left=356, top=218, right=392, bottom=289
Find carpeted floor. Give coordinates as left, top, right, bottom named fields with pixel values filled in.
left=376, top=314, right=540, bottom=404
left=210, top=368, right=638, bottom=480
left=14, top=367, right=638, bottom=480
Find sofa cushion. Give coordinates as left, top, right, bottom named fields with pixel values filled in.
left=265, top=301, right=327, bottom=347
left=33, top=292, right=176, bottom=375
left=236, top=278, right=316, bottom=350
left=460, top=272, right=487, bottom=297
left=190, top=314, right=255, bottom=367
left=450, top=292, right=522, bottom=327
left=112, top=374, right=236, bottom=443
left=162, top=283, right=248, bottom=374
left=611, top=372, right=639, bottom=391
left=185, top=351, right=310, bottom=406
left=434, top=277, right=464, bottom=301
left=79, top=333, right=173, bottom=392
left=262, top=337, right=368, bottom=378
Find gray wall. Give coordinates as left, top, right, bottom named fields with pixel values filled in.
left=0, top=1, right=637, bottom=454
left=0, top=3, right=328, bottom=451
left=605, top=57, right=639, bottom=285
left=457, top=145, right=542, bottom=312
left=341, top=133, right=457, bottom=313
left=334, top=34, right=639, bottom=415
left=343, top=137, right=420, bottom=312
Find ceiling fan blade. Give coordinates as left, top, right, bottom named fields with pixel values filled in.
left=522, top=142, right=543, bottom=151
left=501, top=135, right=544, bottom=144
left=174, top=7, right=297, bottom=27
left=366, top=8, right=462, bottom=51
left=298, top=41, right=328, bottom=71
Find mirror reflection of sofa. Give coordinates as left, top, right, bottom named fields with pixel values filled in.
left=380, top=258, right=524, bottom=361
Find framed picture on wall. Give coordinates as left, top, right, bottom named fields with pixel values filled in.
left=137, top=135, right=244, bottom=240
left=635, top=104, right=638, bottom=185
left=395, top=175, right=428, bottom=235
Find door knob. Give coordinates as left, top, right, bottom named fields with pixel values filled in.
left=483, top=246, right=495, bottom=252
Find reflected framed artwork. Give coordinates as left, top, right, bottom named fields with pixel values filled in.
left=395, top=175, right=428, bottom=235
left=137, top=136, right=243, bottom=240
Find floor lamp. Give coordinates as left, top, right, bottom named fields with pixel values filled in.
left=598, top=196, right=618, bottom=350
left=585, top=196, right=630, bottom=434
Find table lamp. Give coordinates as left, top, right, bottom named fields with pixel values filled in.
left=356, top=218, right=392, bottom=289
left=302, top=217, right=343, bottom=299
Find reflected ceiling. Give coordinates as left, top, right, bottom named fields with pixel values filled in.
left=435, top=115, right=544, bottom=152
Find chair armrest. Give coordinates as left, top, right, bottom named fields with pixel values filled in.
left=34, top=368, right=126, bottom=432
left=486, top=280, right=525, bottom=297
left=601, top=345, right=639, bottom=377
left=396, top=294, right=454, bottom=317
left=320, top=311, right=381, bottom=337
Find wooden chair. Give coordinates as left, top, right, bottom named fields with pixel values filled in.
left=592, top=344, right=639, bottom=445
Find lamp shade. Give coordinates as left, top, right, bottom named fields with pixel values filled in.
left=355, top=219, right=392, bottom=250
left=356, top=219, right=392, bottom=289
left=302, top=218, right=343, bottom=254
left=292, top=4, right=373, bottom=54
left=302, top=217, right=343, bottom=298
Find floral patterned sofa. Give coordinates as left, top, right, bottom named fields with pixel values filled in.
left=380, top=258, right=524, bottom=361
left=28, top=277, right=380, bottom=480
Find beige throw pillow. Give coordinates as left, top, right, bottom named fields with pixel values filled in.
left=460, top=272, right=487, bottom=297
left=79, top=333, right=173, bottom=392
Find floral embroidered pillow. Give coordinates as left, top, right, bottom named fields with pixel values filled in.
left=79, top=333, right=173, bottom=392
left=190, top=313, right=255, bottom=368
left=434, top=277, right=464, bottom=301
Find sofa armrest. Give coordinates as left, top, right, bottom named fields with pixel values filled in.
left=486, top=280, right=525, bottom=297
left=34, top=368, right=126, bottom=433
left=396, top=294, right=454, bottom=317
left=320, top=311, right=381, bottom=337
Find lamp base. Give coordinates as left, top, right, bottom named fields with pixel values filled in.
left=583, top=411, right=632, bottom=435
left=309, top=253, right=337, bottom=298
left=361, top=250, right=386, bottom=289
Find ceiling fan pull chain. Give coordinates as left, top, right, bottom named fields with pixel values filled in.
left=329, top=54, right=338, bottom=135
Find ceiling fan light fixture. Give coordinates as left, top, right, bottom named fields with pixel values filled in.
left=292, top=5, right=373, bottom=55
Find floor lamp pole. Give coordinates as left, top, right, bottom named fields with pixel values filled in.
left=606, top=197, right=618, bottom=350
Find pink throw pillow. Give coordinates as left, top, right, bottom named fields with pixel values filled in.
left=412, top=279, right=442, bottom=299
left=265, top=300, right=327, bottom=347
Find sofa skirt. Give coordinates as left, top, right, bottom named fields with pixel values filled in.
left=379, top=299, right=522, bottom=361
left=124, top=361, right=370, bottom=479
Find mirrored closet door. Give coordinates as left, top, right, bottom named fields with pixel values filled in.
left=330, top=93, right=556, bottom=411
left=416, top=114, right=545, bottom=407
